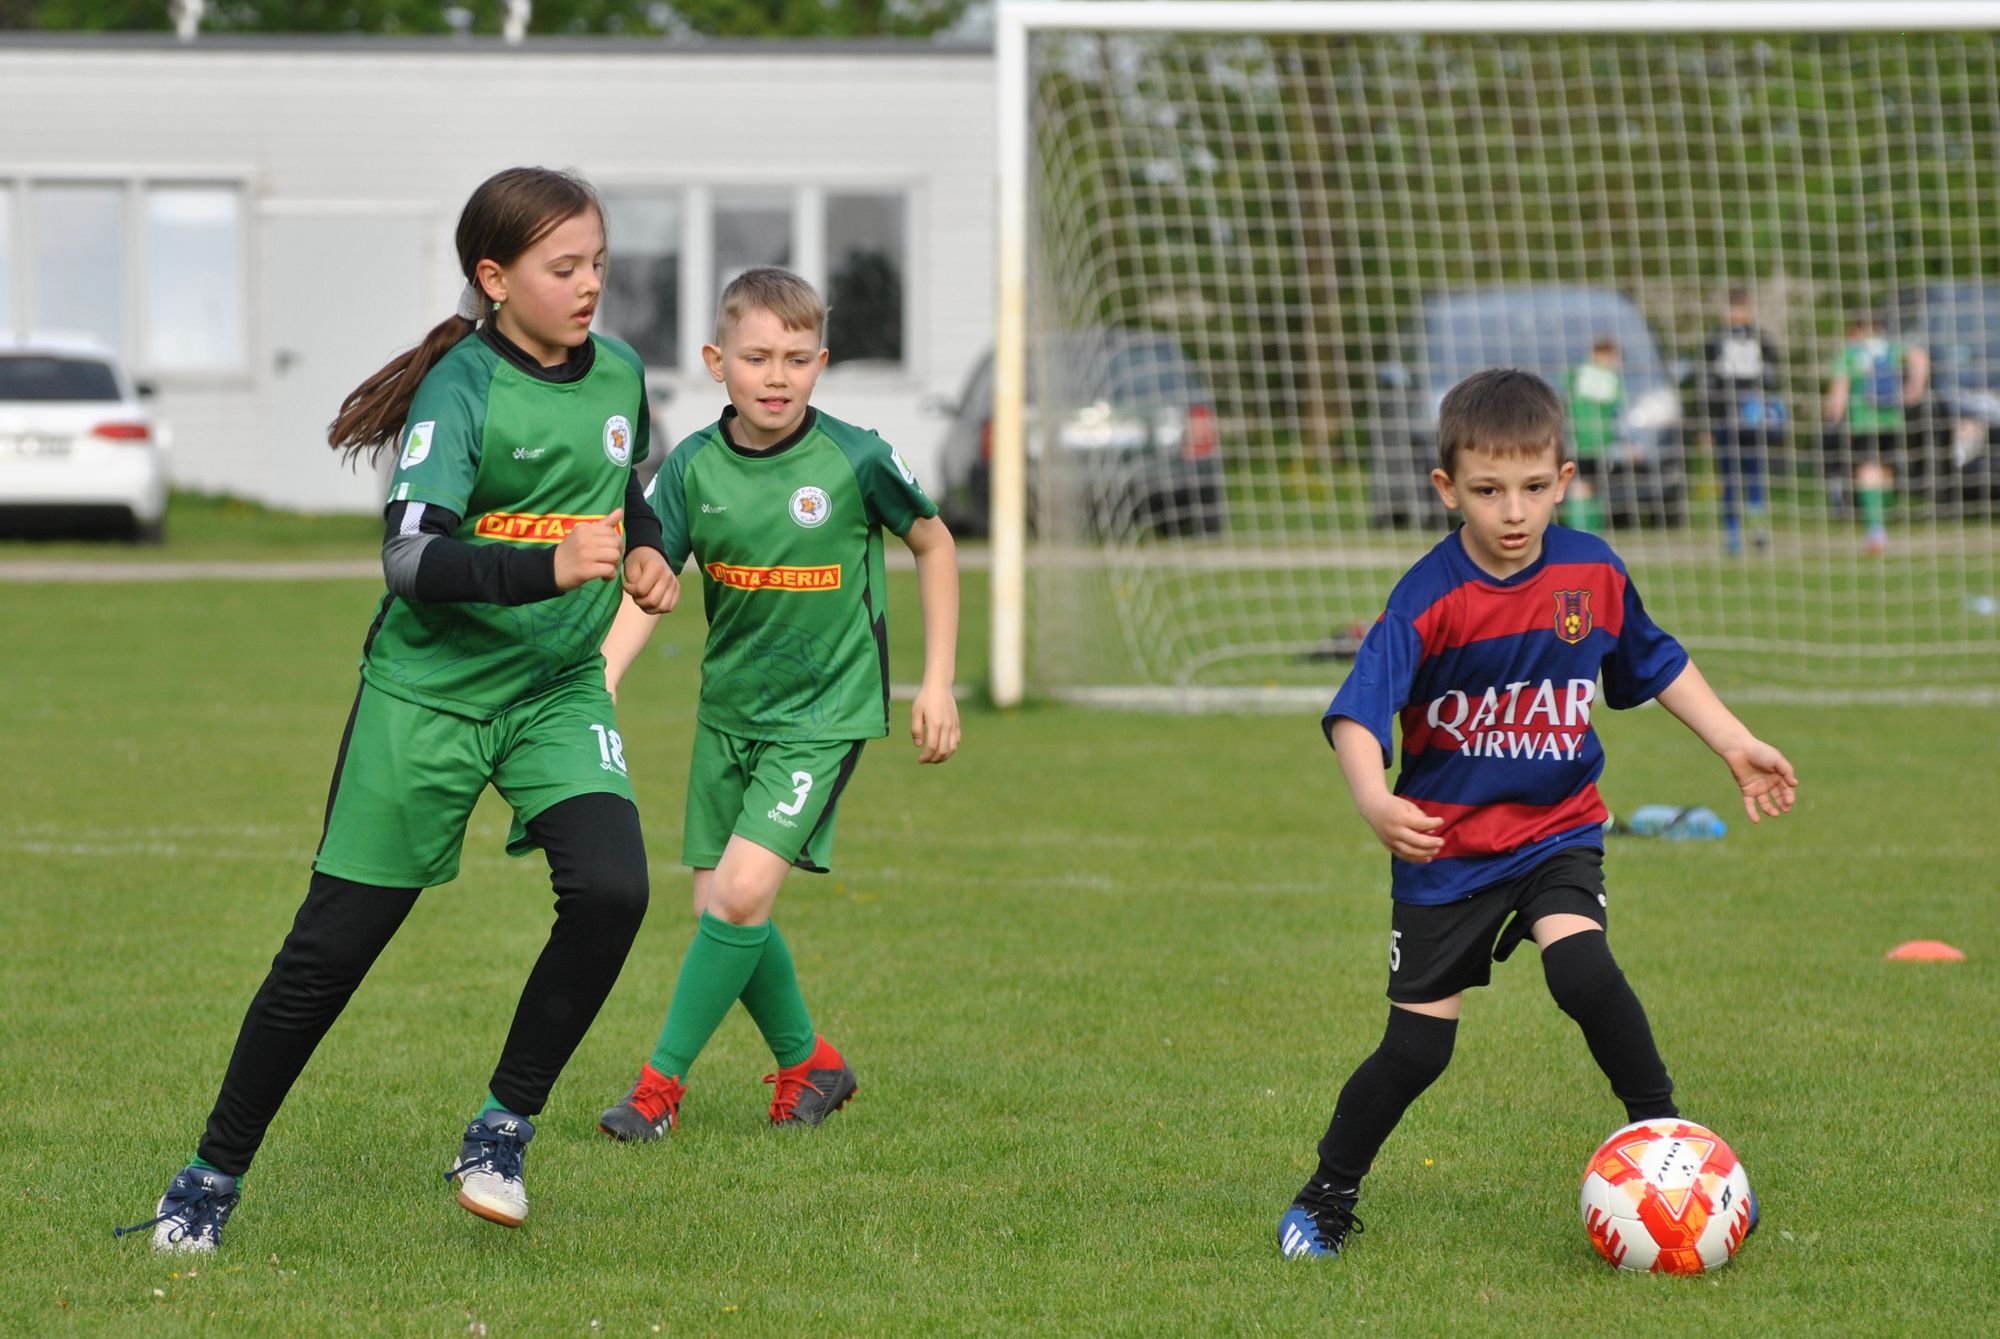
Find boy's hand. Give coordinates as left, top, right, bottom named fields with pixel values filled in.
left=1722, top=738, right=1798, bottom=823
left=1360, top=793, right=1446, bottom=862
left=910, top=680, right=960, bottom=764
left=622, top=546, right=679, bottom=615
left=554, top=508, right=624, bottom=591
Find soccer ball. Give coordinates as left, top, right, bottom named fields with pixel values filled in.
left=1579, top=1118, right=1755, bottom=1274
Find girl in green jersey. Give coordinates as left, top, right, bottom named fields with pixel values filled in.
left=121, top=167, right=678, bottom=1252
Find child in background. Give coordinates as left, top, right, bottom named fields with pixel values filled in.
left=122, top=167, right=677, bottom=1251
left=597, top=268, right=959, bottom=1141
left=1279, top=368, right=1795, bottom=1260
left=1825, top=313, right=1928, bottom=556
left=1703, top=287, right=1785, bottom=555
left=1564, top=335, right=1622, bottom=533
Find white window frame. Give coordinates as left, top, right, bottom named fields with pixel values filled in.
left=597, top=177, right=923, bottom=387
left=0, top=167, right=254, bottom=383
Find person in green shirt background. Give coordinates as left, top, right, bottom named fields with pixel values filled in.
left=1564, top=335, right=1624, bottom=533
left=1825, top=313, right=1928, bottom=556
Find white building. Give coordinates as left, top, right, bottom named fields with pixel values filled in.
left=0, top=34, right=996, bottom=511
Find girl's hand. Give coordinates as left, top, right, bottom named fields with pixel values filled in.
left=1722, top=738, right=1798, bottom=823
left=555, top=508, right=624, bottom=590
left=910, top=680, right=961, bottom=764
left=1361, top=793, right=1446, bottom=863
left=622, top=546, right=679, bottom=615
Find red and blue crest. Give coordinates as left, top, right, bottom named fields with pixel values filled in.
left=1554, top=589, right=1593, bottom=644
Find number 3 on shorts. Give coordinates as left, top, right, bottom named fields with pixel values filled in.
left=774, top=769, right=814, bottom=817
left=1389, top=929, right=1402, bottom=973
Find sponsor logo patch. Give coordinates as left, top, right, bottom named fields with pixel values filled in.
left=891, top=448, right=918, bottom=487
left=789, top=485, right=831, bottom=528
left=604, top=415, right=633, bottom=467
left=400, top=420, right=435, bottom=470
left=475, top=512, right=613, bottom=544
left=705, top=562, right=841, bottom=591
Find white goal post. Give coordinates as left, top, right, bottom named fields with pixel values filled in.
left=992, top=1, right=2000, bottom=709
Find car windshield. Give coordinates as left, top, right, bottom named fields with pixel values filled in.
left=1029, top=334, right=1203, bottom=411
left=1904, top=285, right=2000, bottom=391
left=0, top=356, right=122, bottom=402
left=1421, top=289, right=1669, bottom=391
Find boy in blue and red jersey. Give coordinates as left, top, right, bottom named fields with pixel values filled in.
left=1278, top=368, right=1798, bottom=1260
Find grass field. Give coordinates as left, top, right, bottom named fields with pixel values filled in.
left=3, top=505, right=1996, bottom=1336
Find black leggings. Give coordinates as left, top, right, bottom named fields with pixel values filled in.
left=196, top=792, right=648, bottom=1176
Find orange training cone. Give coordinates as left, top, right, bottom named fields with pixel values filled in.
left=1885, top=940, right=1968, bottom=962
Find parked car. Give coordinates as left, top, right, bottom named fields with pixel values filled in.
left=1370, top=286, right=1688, bottom=528
left=0, top=335, right=168, bottom=541
left=933, top=329, right=1227, bottom=538
left=1891, top=282, right=2000, bottom=512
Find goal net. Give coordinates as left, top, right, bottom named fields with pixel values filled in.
left=995, top=2, right=2000, bottom=707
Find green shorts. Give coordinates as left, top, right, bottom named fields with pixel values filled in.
left=314, top=676, right=636, bottom=889
left=683, top=721, right=866, bottom=873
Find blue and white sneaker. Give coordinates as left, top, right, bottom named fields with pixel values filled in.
left=1278, top=1190, right=1363, bottom=1260
left=115, top=1166, right=240, bottom=1253
left=445, top=1112, right=533, bottom=1228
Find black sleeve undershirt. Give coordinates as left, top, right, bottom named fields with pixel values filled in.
left=382, top=477, right=665, bottom=608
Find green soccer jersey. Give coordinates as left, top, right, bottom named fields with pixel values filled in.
left=1567, top=360, right=1624, bottom=458
left=361, top=330, right=650, bottom=719
left=651, top=406, right=937, bottom=742
left=1833, top=337, right=1907, bottom=433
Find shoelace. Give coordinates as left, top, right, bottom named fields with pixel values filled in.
left=628, top=1073, right=681, bottom=1124
left=762, top=1068, right=817, bottom=1121
left=444, top=1128, right=526, bottom=1185
left=114, top=1182, right=237, bottom=1242
left=1298, top=1196, right=1365, bottom=1251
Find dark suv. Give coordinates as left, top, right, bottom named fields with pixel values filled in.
left=1370, top=285, right=1688, bottom=528
left=1892, top=282, right=2000, bottom=513
left=932, top=330, right=1227, bottom=538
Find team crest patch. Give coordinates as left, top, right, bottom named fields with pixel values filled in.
left=400, top=420, right=434, bottom=470
left=1555, top=589, right=1593, bottom=644
left=891, top=448, right=918, bottom=486
left=603, top=415, right=633, bottom=467
left=790, top=485, right=831, bottom=528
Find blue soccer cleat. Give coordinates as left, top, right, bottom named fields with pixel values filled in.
left=115, top=1166, right=241, bottom=1253
left=1278, top=1190, right=1363, bottom=1260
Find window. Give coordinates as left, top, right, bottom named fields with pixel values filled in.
left=713, top=193, right=792, bottom=297
left=0, top=190, right=12, bottom=334
left=602, top=191, right=682, bottom=369
left=825, top=193, right=906, bottom=365
left=0, top=354, right=121, bottom=401
left=146, top=187, right=246, bottom=371
left=33, top=184, right=124, bottom=353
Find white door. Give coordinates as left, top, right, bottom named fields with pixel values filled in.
left=261, top=204, right=435, bottom=513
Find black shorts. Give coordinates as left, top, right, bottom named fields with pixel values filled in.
left=1386, top=848, right=1608, bottom=1004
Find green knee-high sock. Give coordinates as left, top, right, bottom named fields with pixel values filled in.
left=738, top=923, right=817, bottom=1069
left=649, top=912, right=772, bottom=1078
left=1859, top=482, right=1889, bottom=532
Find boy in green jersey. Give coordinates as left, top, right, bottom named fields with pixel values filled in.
left=598, top=268, right=960, bottom=1140
left=1825, top=313, right=1929, bottom=555
left=1563, top=335, right=1623, bottom=534
left=122, top=169, right=678, bottom=1252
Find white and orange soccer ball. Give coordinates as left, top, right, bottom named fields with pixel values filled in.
left=1579, top=1118, right=1756, bottom=1274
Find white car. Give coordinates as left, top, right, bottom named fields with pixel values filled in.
left=0, top=335, right=169, bottom=541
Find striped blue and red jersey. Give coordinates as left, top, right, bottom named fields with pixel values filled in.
left=1325, top=526, right=1688, bottom=905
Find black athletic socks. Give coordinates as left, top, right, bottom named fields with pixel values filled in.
left=1312, top=1007, right=1459, bottom=1191
left=1540, top=930, right=1677, bottom=1122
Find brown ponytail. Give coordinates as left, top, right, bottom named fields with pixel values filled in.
left=327, top=166, right=604, bottom=466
